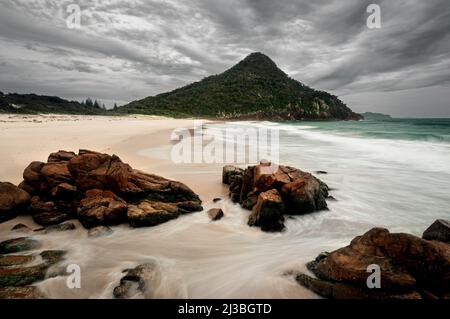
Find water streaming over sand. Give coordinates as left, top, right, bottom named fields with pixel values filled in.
left=1, top=119, right=449, bottom=298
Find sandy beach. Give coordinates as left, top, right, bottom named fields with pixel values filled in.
left=0, top=114, right=224, bottom=200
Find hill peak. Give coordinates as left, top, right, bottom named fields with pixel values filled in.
left=226, top=52, right=287, bottom=79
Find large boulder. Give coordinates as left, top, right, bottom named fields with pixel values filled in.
left=67, top=150, right=130, bottom=193
left=0, top=182, right=31, bottom=223
left=248, top=189, right=285, bottom=232
left=297, top=227, right=450, bottom=299
left=77, top=189, right=127, bottom=228
left=222, top=162, right=329, bottom=231
left=423, top=219, right=450, bottom=243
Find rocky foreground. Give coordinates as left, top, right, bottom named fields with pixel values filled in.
left=223, top=161, right=330, bottom=231
left=1, top=154, right=449, bottom=299
left=0, top=150, right=203, bottom=228
left=296, top=220, right=450, bottom=299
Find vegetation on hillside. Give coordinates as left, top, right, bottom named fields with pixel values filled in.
left=119, top=52, right=362, bottom=120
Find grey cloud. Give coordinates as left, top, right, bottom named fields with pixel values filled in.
left=0, top=0, right=449, bottom=115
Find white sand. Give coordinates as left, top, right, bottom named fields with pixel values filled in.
left=0, top=113, right=205, bottom=184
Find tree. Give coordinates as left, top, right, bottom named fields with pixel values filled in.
left=85, top=98, right=94, bottom=107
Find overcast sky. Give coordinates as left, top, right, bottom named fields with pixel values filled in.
left=0, top=0, right=449, bottom=117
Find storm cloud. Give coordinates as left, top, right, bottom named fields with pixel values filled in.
left=0, top=0, right=449, bottom=116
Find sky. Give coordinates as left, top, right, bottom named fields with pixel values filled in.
left=0, top=0, right=449, bottom=117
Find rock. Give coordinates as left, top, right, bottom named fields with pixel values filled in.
left=77, top=189, right=127, bottom=228
left=11, top=224, right=32, bottom=232
left=40, top=162, right=72, bottom=190
left=22, top=161, right=45, bottom=186
left=0, top=182, right=31, bottom=222
left=29, top=196, right=73, bottom=226
left=281, top=173, right=328, bottom=214
left=7, top=150, right=202, bottom=230
left=0, top=255, right=34, bottom=267
left=127, top=200, right=180, bottom=228
left=88, top=226, right=113, bottom=238
left=40, top=250, right=66, bottom=265
left=0, top=286, right=44, bottom=299
left=113, top=263, right=160, bottom=299
left=207, top=208, right=224, bottom=221
left=222, top=165, right=244, bottom=185
left=0, top=237, right=41, bottom=254
left=296, top=273, right=422, bottom=299
left=222, top=163, right=329, bottom=231
left=298, top=227, right=450, bottom=299
left=423, top=219, right=450, bottom=243
left=0, top=264, right=48, bottom=287
left=37, top=221, right=76, bottom=234
left=50, top=183, right=77, bottom=199
left=47, top=150, right=76, bottom=163
left=248, top=189, right=285, bottom=232
left=0, top=250, right=65, bottom=287
left=67, top=150, right=202, bottom=206
left=316, top=171, right=328, bottom=175
left=67, top=150, right=130, bottom=193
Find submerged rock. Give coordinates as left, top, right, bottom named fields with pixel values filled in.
left=423, top=219, right=450, bottom=243
left=0, top=250, right=66, bottom=288
left=88, top=225, right=113, bottom=238
left=222, top=162, right=329, bottom=231
left=37, top=221, right=76, bottom=234
left=0, top=286, right=44, bottom=299
left=297, top=226, right=450, bottom=299
left=0, top=237, right=41, bottom=254
left=0, top=255, right=34, bottom=267
left=11, top=224, right=33, bottom=232
left=113, top=263, right=160, bottom=299
left=207, top=208, right=224, bottom=221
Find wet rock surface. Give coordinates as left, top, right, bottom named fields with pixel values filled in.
left=296, top=222, right=450, bottom=299
left=113, top=263, right=160, bottom=299
left=88, top=225, right=113, bottom=238
left=0, top=237, right=41, bottom=254
left=207, top=208, right=224, bottom=221
left=0, top=236, right=67, bottom=298
left=223, top=162, right=329, bottom=231
left=422, top=219, right=450, bottom=243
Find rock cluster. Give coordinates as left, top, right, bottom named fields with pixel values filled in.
left=223, top=161, right=329, bottom=231
left=0, top=237, right=66, bottom=299
left=296, top=222, right=450, bottom=299
left=0, top=150, right=202, bottom=229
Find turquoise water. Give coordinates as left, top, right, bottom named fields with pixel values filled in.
left=288, top=118, right=450, bottom=143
